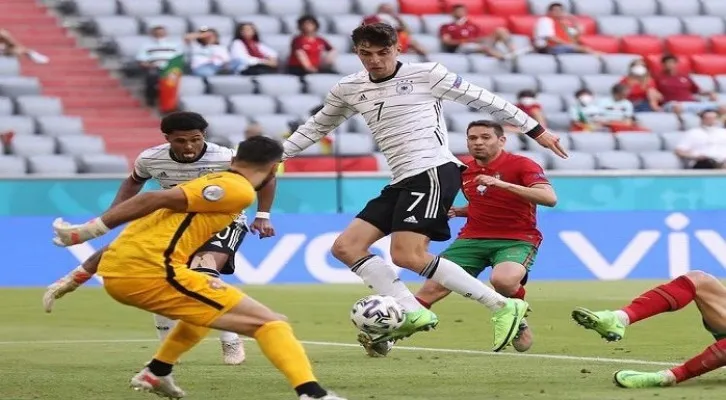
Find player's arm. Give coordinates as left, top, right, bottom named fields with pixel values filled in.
left=107, top=154, right=152, bottom=209
left=282, top=83, right=356, bottom=160
left=477, top=161, right=557, bottom=207
left=450, top=204, right=469, bottom=217
left=498, top=182, right=557, bottom=207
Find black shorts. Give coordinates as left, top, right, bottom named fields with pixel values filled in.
left=192, top=214, right=248, bottom=275
left=356, top=162, right=463, bottom=242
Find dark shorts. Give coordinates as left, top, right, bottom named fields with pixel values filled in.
left=192, top=213, right=248, bottom=275
left=441, top=238, right=537, bottom=285
left=703, top=319, right=726, bottom=341
left=356, top=162, right=463, bottom=242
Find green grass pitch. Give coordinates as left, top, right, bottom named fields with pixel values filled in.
left=1, top=281, right=724, bottom=399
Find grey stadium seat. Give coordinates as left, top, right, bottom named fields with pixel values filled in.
left=77, top=154, right=129, bottom=173
left=422, top=15, right=454, bottom=36
left=0, top=97, right=12, bottom=115
left=73, top=0, right=116, bottom=16
left=228, top=95, right=277, bottom=117
left=206, top=76, right=254, bottom=96
left=0, top=57, right=20, bottom=76
left=92, top=16, right=140, bottom=37
left=205, top=115, right=249, bottom=137
left=264, top=0, right=306, bottom=17
left=495, top=92, right=518, bottom=105
left=355, top=0, right=396, bottom=15
left=447, top=132, right=468, bottom=155
left=504, top=134, right=524, bottom=152
left=208, top=134, right=238, bottom=148
left=281, top=16, right=330, bottom=35
left=261, top=34, right=293, bottom=60
left=335, top=54, right=365, bottom=76
left=680, top=113, right=700, bottom=130
left=537, top=74, right=582, bottom=95
left=0, top=77, right=41, bottom=97
left=716, top=75, right=726, bottom=93
left=616, top=132, right=662, bottom=152
left=139, top=16, right=188, bottom=36
left=37, top=116, right=84, bottom=136
left=527, top=133, right=571, bottom=152
left=660, top=131, right=684, bottom=151
left=188, top=15, right=235, bottom=37
left=216, top=0, right=260, bottom=15
left=337, top=133, right=375, bottom=155
left=118, top=0, right=164, bottom=16
left=538, top=93, right=564, bottom=113
left=398, top=54, right=422, bottom=64
left=178, top=75, right=206, bottom=97
left=413, top=34, right=442, bottom=54
left=340, top=114, right=367, bottom=133
left=516, top=54, right=558, bottom=75
left=514, top=151, right=549, bottom=169
left=113, top=35, right=149, bottom=60
left=551, top=151, right=596, bottom=170
left=10, top=135, right=55, bottom=156
left=304, top=74, right=343, bottom=96
left=596, top=151, right=642, bottom=170
left=166, top=0, right=212, bottom=16
left=0, top=156, right=26, bottom=175
left=702, top=0, right=726, bottom=17
left=545, top=112, right=571, bottom=131
left=469, top=55, right=514, bottom=75
left=235, top=16, right=283, bottom=35
left=57, top=135, right=105, bottom=155
left=253, top=114, right=296, bottom=141
left=682, top=17, right=725, bottom=37
left=558, top=54, right=603, bottom=75
left=442, top=101, right=472, bottom=115
left=691, top=74, right=716, bottom=93
left=278, top=94, right=323, bottom=116
left=640, top=151, right=683, bottom=169
left=657, top=0, right=701, bottom=16
left=570, top=132, right=616, bottom=153
left=332, top=14, right=365, bottom=35
left=448, top=113, right=493, bottom=132
left=639, top=16, right=683, bottom=37
left=323, top=34, right=352, bottom=53
left=582, top=75, right=622, bottom=96
left=601, top=54, right=642, bottom=75
left=427, top=53, right=471, bottom=73
left=179, top=95, right=228, bottom=115
left=636, top=112, right=680, bottom=133
left=614, top=0, right=657, bottom=16
left=571, top=0, right=615, bottom=15
left=493, top=74, right=538, bottom=94
left=308, top=0, right=353, bottom=16
left=0, top=116, right=35, bottom=135
left=400, top=15, right=424, bottom=34
left=596, top=16, right=640, bottom=36
left=460, top=74, right=493, bottom=90
left=529, top=0, right=572, bottom=15
left=27, top=155, right=78, bottom=174
left=256, top=75, right=303, bottom=96
left=15, top=96, right=63, bottom=117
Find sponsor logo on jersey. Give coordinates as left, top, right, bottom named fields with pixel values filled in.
left=453, top=75, right=463, bottom=88
left=359, top=93, right=368, bottom=101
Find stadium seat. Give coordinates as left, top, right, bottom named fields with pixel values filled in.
left=188, top=15, right=235, bottom=36
left=118, top=0, right=164, bottom=16
left=139, top=16, right=188, bottom=36
left=558, top=54, right=603, bottom=75
left=460, top=73, right=493, bottom=90
left=92, top=16, right=140, bottom=37
left=57, top=135, right=105, bottom=155
left=690, top=55, right=726, bottom=76
left=205, top=115, right=249, bottom=137
left=262, top=0, right=305, bottom=16
left=620, top=35, right=663, bottom=56
left=355, top=0, right=396, bottom=15
left=228, top=95, right=277, bottom=117
left=645, top=54, right=692, bottom=75
left=514, top=151, right=548, bottom=168
left=711, top=36, right=726, bottom=55
left=215, top=0, right=260, bottom=15
left=442, top=101, right=471, bottom=115
left=0, top=97, right=12, bottom=115
left=537, top=93, right=564, bottom=113
left=468, top=16, right=508, bottom=35
left=399, top=0, right=443, bottom=15
left=657, top=0, right=701, bottom=16
left=253, top=114, right=296, bottom=141
left=495, top=92, right=518, bottom=105
left=27, top=155, right=78, bottom=174
left=527, top=133, right=571, bottom=153
left=516, top=54, right=558, bottom=75
left=636, top=112, right=681, bottom=132
left=256, top=75, right=304, bottom=96
left=73, top=0, right=117, bottom=16
left=575, top=17, right=597, bottom=36
left=504, top=134, right=524, bottom=151
left=235, top=15, right=282, bottom=35
left=166, top=0, right=211, bottom=15
left=551, top=151, right=596, bottom=170
left=36, top=116, right=84, bottom=136
left=413, top=34, right=442, bottom=53
left=639, top=16, right=683, bottom=37
left=660, top=131, right=684, bottom=151
left=682, top=17, right=725, bottom=38
left=335, top=54, right=365, bottom=75
left=507, top=15, right=538, bottom=36
left=570, top=133, right=616, bottom=153
left=260, top=34, right=293, bottom=60
left=571, top=0, right=615, bottom=16
left=493, top=74, right=538, bottom=94
left=690, top=74, right=717, bottom=93
left=421, top=15, right=453, bottom=35
left=178, top=76, right=206, bottom=97
left=680, top=113, right=701, bottom=130
left=77, top=154, right=128, bottom=173
left=308, top=0, right=353, bottom=15
left=304, top=74, right=343, bottom=97
left=716, top=75, right=726, bottom=93
left=0, top=57, right=20, bottom=76
left=399, top=15, right=424, bottom=34
left=447, top=132, right=468, bottom=155
left=469, top=55, right=514, bottom=75
left=0, top=77, right=41, bottom=97
left=442, top=0, right=486, bottom=14
left=486, top=0, right=529, bottom=16
left=596, top=16, right=640, bottom=37
left=206, top=76, right=254, bottom=96
left=15, top=96, right=63, bottom=117
left=427, top=53, right=471, bottom=73
left=337, top=133, right=376, bottom=155
left=324, top=34, right=352, bottom=53
left=665, top=35, right=708, bottom=56
left=179, top=95, right=228, bottom=115
left=578, top=35, right=620, bottom=54
left=614, top=0, right=657, bottom=16
left=536, top=74, right=582, bottom=95
left=639, top=151, right=683, bottom=170
left=10, top=135, right=55, bottom=156
left=528, top=0, right=571, bottom=15
left=702, top=0, right=726, bottom=16
left=113, top=35, right=149, bottom=60
left=581, top=74, right=622, bottom=96
left=545, top=112, right=570, bottom=131
left=448, top=113, right=493, bottom=132
left=333, top=15, right=365, bottom=35
left=0, top=116, right=34, bottom=135
left=278, top=94, right=323, bottom=116
left=616, top=132, right=661, bottom=152
left=0, top=156, right=26, bottom=175
left=596, top=151, right=642, bottom=170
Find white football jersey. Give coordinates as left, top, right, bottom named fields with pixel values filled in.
left=282, top=62, right=542, bottom=184
left=132, top=142, right=234, bottom=189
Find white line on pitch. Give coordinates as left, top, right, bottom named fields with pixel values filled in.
left=0, top=337, right=676, bottom=367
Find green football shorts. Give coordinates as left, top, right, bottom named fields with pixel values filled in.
left=440, top=238, right=538, bottom=278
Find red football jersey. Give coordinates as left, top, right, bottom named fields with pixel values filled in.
left=458, top=152, right=549, bottom=246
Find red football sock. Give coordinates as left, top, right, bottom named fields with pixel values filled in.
left=511, top=286, right=526, bottom=300
left=670, top=339, right=726, bottom=383
left=622, top=275, right=696, bottom=324
left=415, top=296, right=432, bottom=309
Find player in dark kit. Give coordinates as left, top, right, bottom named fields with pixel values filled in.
left=573, top=270, right=726, bottom=388
left=413, top=120, right=558, bottom=353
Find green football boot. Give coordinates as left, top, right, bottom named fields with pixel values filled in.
left=491, top=298, right=529, bottom=352
left=571, top=307, right=625, bottom=342
left=371, top=308, right=439, bottom=344
left=613, top=370, right=674, bottom=388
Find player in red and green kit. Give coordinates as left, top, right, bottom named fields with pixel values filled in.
left=413, top=120, right=557, bottom=352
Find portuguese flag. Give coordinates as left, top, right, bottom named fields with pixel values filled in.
left=158, top=54, right=185, bottom=113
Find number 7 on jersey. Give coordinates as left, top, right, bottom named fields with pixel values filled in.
left=374, top=101, right=384, bottom=121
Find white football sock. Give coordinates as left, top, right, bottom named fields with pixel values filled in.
left=424, top=257, right=507, bottom=312
left=153, top=314, right=176, bottom=341
left=351, top=255, right=423, bottom=311
left=219, top=330, right=239, bottom=343
left=614, top=310, right=631, bottom=326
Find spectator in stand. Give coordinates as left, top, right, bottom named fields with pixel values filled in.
left=362, top=3, right=428, bottom=57
left=136, top=25, right=184, bottom=106
left=533, top=2, right=597, bottom=55
left=0, top=28, right=48, bottom=64
left=515, top=90, right=547, bottom=128
left=619, top=58, right=662, bottom=112
left=287, top=15, right=337, bottom=76
left=185, top=27, right=233, bottom=78
left=569, top=88, right=601, bottom=132
left=656, top=55, right=725, bottom=116
left=597, top=84, right=647, bottom=132
left=439, top=4, right=518, bottom=60
left=675, top=110, right=726, bottom=169
left=229, top=22, right=278, bottom=75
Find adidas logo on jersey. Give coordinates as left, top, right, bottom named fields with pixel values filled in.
left=210, top=240, right=224, bottom=247
left=403, top=216, right=418, bottom=224
left=359, top=93, right=367, bottom=101
left=158, top=171, right=168, bottom=178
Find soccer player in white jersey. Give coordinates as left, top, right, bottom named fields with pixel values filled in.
left=281, top=23, right=568, bottom=357
left=42, top=111, right=277, bottom=365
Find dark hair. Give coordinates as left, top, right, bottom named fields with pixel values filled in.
left=575, top=88, right=592, bottom=97
left=662, top=54, right=677, bottom=64
left=517, top=89, right=537, bottom=99
left=198, top=27, right=220, bottom=45
left=466, top=120, right=504, bottom=137
left=611, top=83, right=628, bottom=95
left=699, top=109, right=719, bottom=118
left=297, top=15, right=320, bottom=32
left=548, top=2, right=565, bottom=11
left=233, top=22, right=260, bottom=43
left=234, top=136, right=284, bottom=165
left=352, top=23, right=398, bottom=48
left=160, top=111, right=208, bottom=134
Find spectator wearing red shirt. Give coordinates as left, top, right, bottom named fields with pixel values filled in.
left=619, top=59, right=662, bottom=112
left=515, top=90, right=547, bottom=128
left=657, top=55, right=724, bottom=116
left=439, top=4, right=516, bottom=60
left=533, top=2, right=596, bottom=55
left=362, top=3, right=428, bottom=57
left=287, top=15, right=337, bottom=76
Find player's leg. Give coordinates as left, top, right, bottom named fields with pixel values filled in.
left=43, top=245, right=107, bottom=312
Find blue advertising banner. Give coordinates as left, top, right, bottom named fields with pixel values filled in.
left=2, top=211, right=726, bottom=287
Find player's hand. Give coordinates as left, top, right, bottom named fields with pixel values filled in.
left=535, top=131, right=568, bottom=159
left=250, top=217, right=275, bottom=238
left=476, top=174, right=507, bottom=188
left=447, top=207, right=457, bottom=219
left=52, top=217, right=109, bottom=247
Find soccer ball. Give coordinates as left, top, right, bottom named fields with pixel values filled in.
left=350, top=295, right=406, bottom=334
